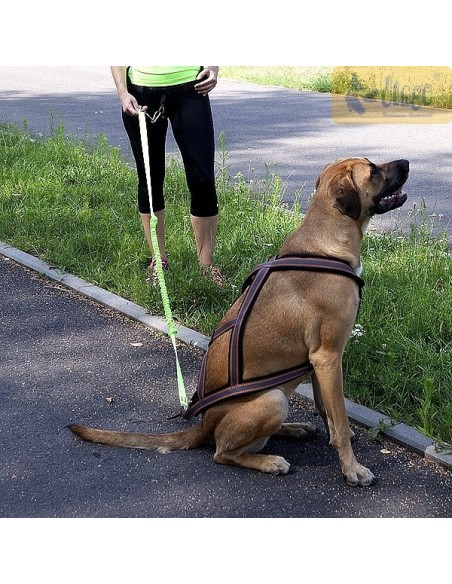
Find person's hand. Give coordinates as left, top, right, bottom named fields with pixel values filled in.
left=195, top=67, right=219, bottom=96
left=119, top=91, right=145, bottom=116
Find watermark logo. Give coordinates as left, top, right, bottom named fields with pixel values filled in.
left=332, top=66, right=452, bottom=124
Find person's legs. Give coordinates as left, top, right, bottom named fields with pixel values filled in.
left=189, top=213, right=217, bottom=265
left=190, top=213, right=223, bottom=285
left=168, top=90, right=222, bottom=282
left=141, top=209, right=169, bottom=286
left=140, top=209, right=167, bottom=260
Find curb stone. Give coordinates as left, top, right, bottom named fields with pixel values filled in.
left=1, top=241, right=451, bottom=472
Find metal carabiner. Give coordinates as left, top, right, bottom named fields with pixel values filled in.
left=145, top=105, right=165, bottom=124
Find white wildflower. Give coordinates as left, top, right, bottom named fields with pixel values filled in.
left=350, top=324, right=365, bottom=338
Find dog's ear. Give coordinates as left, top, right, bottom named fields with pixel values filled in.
left=316, top=159, right=348, bottom=190
left=331, top=176, right=362, bottom=220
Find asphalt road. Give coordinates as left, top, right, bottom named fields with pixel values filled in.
left=1, top=255, right=451, bottom=518
left=0, top=66, right=451, bottom=239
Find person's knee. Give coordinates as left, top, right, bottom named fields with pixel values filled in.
left=190, top=182, right=218, bottom=217
left=138, top=186, right=165, bottom=214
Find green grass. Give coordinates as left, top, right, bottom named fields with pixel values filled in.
left=1, top=122, right=451, bottom=447
left=221, top=66, right=333, bottom=93
left=346, top=223, right=452, bottom=440
left=220, top=66, right=452, bottom=109
left=0, top=122, right=300, bottom=334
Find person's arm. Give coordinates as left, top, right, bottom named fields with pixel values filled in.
left=111, top=66, right=142, bottom=116
left=195, top=66, right=219, bottom=96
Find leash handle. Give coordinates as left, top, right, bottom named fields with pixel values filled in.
left=138, top=109, right=154, bottom=217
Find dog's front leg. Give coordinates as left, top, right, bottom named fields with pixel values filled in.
left=311, top=356, right=375, bottom=487
left=312, top=373, right=355, bottom=442
left=311, top=373, right=329, bottom=438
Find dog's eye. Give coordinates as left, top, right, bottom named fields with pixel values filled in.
left=370, top=165, right=380, bottom=178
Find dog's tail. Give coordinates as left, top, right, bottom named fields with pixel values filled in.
left=68, top=421, right=207, bottom=453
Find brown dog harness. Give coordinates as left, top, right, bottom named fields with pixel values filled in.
left=183, top=255, right=364, bottom=420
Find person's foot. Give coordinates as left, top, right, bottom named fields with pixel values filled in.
left=146, top=257, right=170, bottom=287
left=202, top=265, right=224, bottom=286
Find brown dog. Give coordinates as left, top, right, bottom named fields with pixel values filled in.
left=70, top=157, right=409, bottom=487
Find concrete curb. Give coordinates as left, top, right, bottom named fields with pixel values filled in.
left=2, top=241, right=451, bottom=472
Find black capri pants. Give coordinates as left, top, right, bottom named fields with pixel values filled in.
left=122, top=79, right=218, bottom=217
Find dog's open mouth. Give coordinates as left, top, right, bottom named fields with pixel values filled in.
left=374, top=185, right=408, bottom=214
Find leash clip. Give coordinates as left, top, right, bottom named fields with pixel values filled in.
left=167, top=409, right=186, bottom=420
left=145, top=105, right=166, bottom=124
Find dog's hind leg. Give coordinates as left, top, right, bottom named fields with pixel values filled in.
left=275, top=423, right=318, bottom=438
left=212, top=389, right=291, bottom=475
left=310, top=356, right=374, bottom=486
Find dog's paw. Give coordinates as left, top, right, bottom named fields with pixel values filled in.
left=277, top=422, right=319, bottom=439
left=295, top=422, right=318, bottom=436
left=343, top=463, right=375, bottom=487
left=263, top=455, right=291, bottom=475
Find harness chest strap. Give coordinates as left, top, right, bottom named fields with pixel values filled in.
left=183, top=255, right=364, bottom=420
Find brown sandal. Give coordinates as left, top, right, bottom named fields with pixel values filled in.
left=202, top=265, right=224, bottom=286
left=146, top=257, right=170, bottom=287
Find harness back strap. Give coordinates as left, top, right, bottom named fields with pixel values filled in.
left=183, top=255, right=364, bottom=420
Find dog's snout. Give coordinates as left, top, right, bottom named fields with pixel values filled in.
left=384, top=159, right=409, bottom=182
left=396, top=159, right=410, bottom=175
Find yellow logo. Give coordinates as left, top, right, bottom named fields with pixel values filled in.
left=331, top=66, right=452, bottom=124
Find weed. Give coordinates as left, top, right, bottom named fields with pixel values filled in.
left=368, top=419, right=397, bottom=442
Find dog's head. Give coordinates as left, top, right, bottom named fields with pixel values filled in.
left=315, top=157, right=409, bottom=222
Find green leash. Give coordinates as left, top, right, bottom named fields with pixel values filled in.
left=138, top=109, right=188, bottom=410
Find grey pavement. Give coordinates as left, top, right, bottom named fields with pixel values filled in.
left=1, top=66, right=451, bottom=239
left=1, top=248, right=451, bottom=518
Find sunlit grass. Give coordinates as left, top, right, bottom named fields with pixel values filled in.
left=220, top=66, right=452, bottom=109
